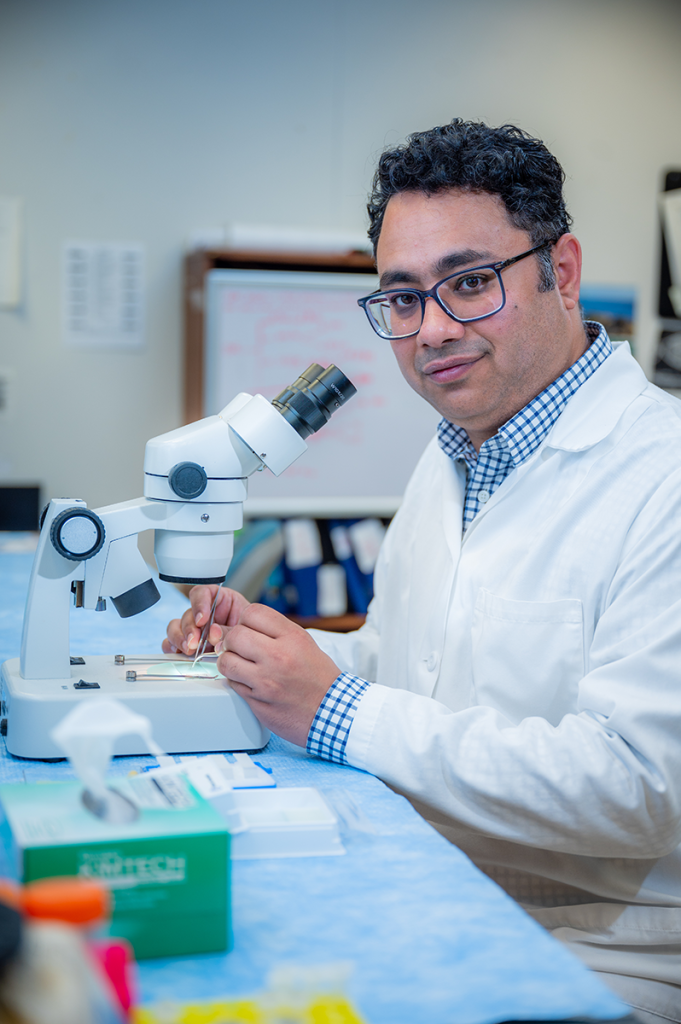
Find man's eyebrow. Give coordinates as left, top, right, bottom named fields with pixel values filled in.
left=379, top=249, right=493, bottom=289
left=379, top=269, right=421, bottom=288
left=434, top=248, right=493, bottom=277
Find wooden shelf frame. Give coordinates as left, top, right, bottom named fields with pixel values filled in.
left=184, top=247, right=376, bottom=424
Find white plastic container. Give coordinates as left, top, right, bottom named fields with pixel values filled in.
left=213, top=787, right=344, bottom=859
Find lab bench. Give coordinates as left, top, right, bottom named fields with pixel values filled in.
left=0, top=540, right=630, bottom=1024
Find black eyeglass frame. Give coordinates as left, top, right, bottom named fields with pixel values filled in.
left=357, top=239, right=555, bottom=339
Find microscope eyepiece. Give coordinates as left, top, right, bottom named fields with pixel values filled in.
left=271, top=364, right=356, bottom=440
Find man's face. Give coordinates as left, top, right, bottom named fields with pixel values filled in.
left=375, top=189, right=585, bottom=448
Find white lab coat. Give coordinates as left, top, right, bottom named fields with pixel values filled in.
left=310, top=342, right=681, bottom=988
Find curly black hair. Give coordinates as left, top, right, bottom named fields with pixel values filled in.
left=367, top=119, right=572, bottom=291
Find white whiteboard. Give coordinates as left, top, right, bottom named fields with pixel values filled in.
left=205, top=270, right=439, bottom=508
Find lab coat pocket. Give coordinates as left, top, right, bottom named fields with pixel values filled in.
left=471, top=590, right=584, bottom=725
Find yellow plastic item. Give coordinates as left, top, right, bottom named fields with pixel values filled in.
left=132, top=995, right=366, bottom=1024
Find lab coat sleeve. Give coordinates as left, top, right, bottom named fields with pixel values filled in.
left=306, top=608, right=381, bottom=683
left=345, top=471, right=681, bottom=860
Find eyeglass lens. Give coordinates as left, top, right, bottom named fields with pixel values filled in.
left=365, top=266, right=504, bottom=338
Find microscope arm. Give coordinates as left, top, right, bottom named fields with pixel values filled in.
left=20, top=496, right=245, bottom=681
left=20, top=499, right=87, bottom=681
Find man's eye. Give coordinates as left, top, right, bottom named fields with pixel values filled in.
left=457, top=274, right=485, bottom=291
left=389, top=292, right=419, bottom=311
left=450, top=270, right=495, bottom=293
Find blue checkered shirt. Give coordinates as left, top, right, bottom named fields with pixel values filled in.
left=307, top=322, right=613, bottom=765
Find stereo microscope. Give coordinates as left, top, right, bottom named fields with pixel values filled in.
left=1, top=364, right=355, bottom=759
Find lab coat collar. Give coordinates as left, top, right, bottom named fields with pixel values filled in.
left=544, top=342, right=649, bottom=453
left=440, top=443, right=466, bottom=562
left=458, top=343, right=648, bottom=545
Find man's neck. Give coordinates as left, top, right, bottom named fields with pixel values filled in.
left=465, top=320, right=593, bottom=453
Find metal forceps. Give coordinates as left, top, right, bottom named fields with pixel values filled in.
left=192, top=584, right=223, bottom=666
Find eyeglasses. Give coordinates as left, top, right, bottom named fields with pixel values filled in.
left=357, top=240, right=554, bottom=340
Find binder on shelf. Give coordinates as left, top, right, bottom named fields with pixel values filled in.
left=329, top=521, right=370, bottom=615
left=316, top=563, right=347, bottom=618
left=347, top=519, right=385, bottom=605
left=282, top=519, right=323, bottom=618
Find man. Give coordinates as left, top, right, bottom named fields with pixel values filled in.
left=166, top=121, right=681, bottom=1022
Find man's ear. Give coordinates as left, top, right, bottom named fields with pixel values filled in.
left=552, top=233, right=582, bottom=311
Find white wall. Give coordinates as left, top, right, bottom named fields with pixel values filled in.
left=1, top=0, right=680, bottom=508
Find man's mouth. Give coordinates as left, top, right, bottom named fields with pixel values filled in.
left=421, top=354, right=484, bottom=383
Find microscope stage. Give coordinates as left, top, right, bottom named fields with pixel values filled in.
left=1, top=655, right=269, bottom=760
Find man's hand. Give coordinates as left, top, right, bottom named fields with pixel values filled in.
left=215, top=603, right=340, bottom=748
left=163, top=585, right=250, bottom=657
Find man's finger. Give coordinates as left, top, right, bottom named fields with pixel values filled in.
left=165, top=619, right=182, bottom=646
left=217, top=626, right=268, bottom=668
left=238, top=602, right=297, bottom=639
left=178, top=610, right=200, bottom=653
left=224, top=675, right=278, bottom=709
left=212, top=624, right=234, bottom=653
left=189, top=584, right=219, bottom=627
left=226, top=677, right=257, bottom=699
left=208, top=622, right=224, bottom=647
left=216, top=649, right=262, bottom=694
left=165, top=618, right=192, bottom=653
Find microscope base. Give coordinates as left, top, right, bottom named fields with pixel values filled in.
left=1, top=656, right=269, bottom=760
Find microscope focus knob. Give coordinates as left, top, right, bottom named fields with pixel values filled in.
left=50, top=508, right=106, bottom=561
left=168, top=461, right=208, bottom=500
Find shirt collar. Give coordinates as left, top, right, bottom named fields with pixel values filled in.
left=438, top=322, right=612, bottom=468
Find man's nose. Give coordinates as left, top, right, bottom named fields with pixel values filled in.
left=417, top=296, right=466, bottom=346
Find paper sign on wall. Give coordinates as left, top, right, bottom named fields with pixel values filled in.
left=62, top=241, right=145, bottom=348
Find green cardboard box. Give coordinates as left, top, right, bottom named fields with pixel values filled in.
left=0, top=773, right=230, bottom=959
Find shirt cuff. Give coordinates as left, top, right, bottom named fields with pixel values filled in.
left=306, top=672, right=371, bottom=764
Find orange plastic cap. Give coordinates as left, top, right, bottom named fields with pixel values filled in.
left=21, top=877, right=110, bottom=925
